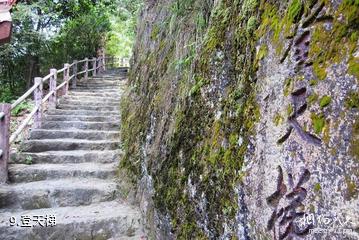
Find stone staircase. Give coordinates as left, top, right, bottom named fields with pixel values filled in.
left=0, top=70, right=144, bottom=240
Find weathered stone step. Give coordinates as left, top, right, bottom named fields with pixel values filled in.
left=75, top=84, right=122, bottom=88
left=69, top=93, right=122, bottom=99
left=8, top=163, right=117, bottom=183
left=20, top=139, right=120, bottom=152
left=76, top=83, right=121, bottom=90
left=60, top=99, right=119, bottom=106
left=0, top=201, right=143, bottom=240
left=47, top=109, right=119, bottom=116
left=10, top=150, right=121, bottom=164
left=30, top=129, right=119, bottom=140
left=91, top=76, right=125, bottom=80
left=0, top=178, right=118, bottom=210
left=57, top=104, right=120, bottom=111
left=45, top=114, right=117, bottom=122
left=69, top=90, right=121, bottom=96
left=64, top=95, right=121, bottom=102
left=70, top=89, right=120, bottom=94
left=40, top=121, right=120, bottom=131
left=77, top=81, right=121, bottom=85
left=72, top=88, right=120, bottom=93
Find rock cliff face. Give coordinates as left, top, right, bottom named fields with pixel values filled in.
left=121, top=0, right=359, bottom=239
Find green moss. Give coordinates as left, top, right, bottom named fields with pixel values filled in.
left=190, top=76, right=208, bottom=96
left=313, top=62, right=327, bottom=80
left=348, top=56, right=359, bottom=80
left=345, top=91, right=359, bottom=109
left=151, top=25, right=160, bottom=40
left=307, top=92, right=319, bottom=106
left=345, top=176, right=358, bottom=201
left=258, top=44, right=268, bottom=59
left=350, top=120, right=359, bottom=160
left=241, top=0, right=259, bottom=17
left=309, top=1, right=359, bottom=81
left=287, top=105, right=294, bottom=117
left=322, top=120, right=331, bottom=145
left=283, top=78, right=293, bottom=97
left=256, top=0, right=303, bottom=55
left=309, top=79, right=318, bottom=86
left=246, top=16, right=258, bottom=33
left=287, top=0, right=304, bottom=23
left=311, top=113, right=326, bottom=134
left=273, top=113, right=284, bottom=126
left=319, top=95, right=332, bottom=108
left=314, top=183, right=321, bottom=192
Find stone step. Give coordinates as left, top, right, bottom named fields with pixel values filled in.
left=0, top=201, right=143, bottom=240
left=70, top=89, right=120, bottom=94
left=60, top=99, right=119, bottom=106
left=69, top=93, right=122, bottom=99
left=91, top=76, right=125, bottom=80
left=30, top=129, right=119, bottom=140
left=64, top=95, right=121, bottom=102
left=8, top=163, right=117, bottom=183
left=57, top=104, right=120, bottom=111
left=40, top=121, right=120, bottom=131
left=45, top=115, right=118, bottom=122
left=47, top=109, right=119, bottom=116
left=10, top=150, right=121, bottom=164
left=0, top=178, right=118, bottom=210
left=75, top=84, right=122, bottom=88
left=20, top=139, right=120, bottom=152
left=76, top=83, right=121, bottom=90
left=77, top=81, right=121, bottom=85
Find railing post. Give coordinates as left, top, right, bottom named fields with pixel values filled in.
left=72, top=60, right=78, bottom=89
left=64, top=63, right=70, bottom=95
left=102, top=54, right=106, bottom=71
left=84, top=58, right=89, bottom=81
left=0, top=104, right=11, bottom=183
left=49, top=69, right=57, bottom=109
left=97, top=57, right=101, bottom=73
left=111, top=56, right=114, bottom=69
left=34, top=77, right=43, bottom=128
left=93, top=58, right=97, bottom=77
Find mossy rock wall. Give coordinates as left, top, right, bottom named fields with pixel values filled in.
left=121, top=0, right=359, bottom=239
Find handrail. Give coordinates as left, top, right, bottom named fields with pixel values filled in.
left=42, top=73, right=53, bottom=83
left=57, top=67, right=67, bottom=74
left=10, top=82, right=41, bottom=110
left=78, top=59, right=87, bottom=63
left=56, top=81, right=68, bottom=91
left=42, top=90, right=55, bottom=104
left=9, top=106, right=39, bottom=144
left=0, top=54, right=128, bottom=183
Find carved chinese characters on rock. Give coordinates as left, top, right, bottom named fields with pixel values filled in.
left=266, top=166, right=312, bottom=240
left=277, top=1, right=328, bottom=146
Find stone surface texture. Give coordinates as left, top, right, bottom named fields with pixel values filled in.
left=121, top=0, right=359, bottom=239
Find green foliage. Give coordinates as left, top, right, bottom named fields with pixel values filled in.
left=0, top=0, right=142, bottom=103
left=319, top=95, right=332, bottom=108
left=287, top=0, right=303, bottom=23
left=106, top=0, right=143, bottom=58
left=190, top=76, right=208, bottom=96
left=307, top=92, right=319, bottom=106
left=311, top=113, right=326, bottom=134
left=314, top=183, right=321, bottom=192
left=345, top=91, right=359, bottom=109
left=11, top=101, right=33, bottom=117
left=171, top=0, right=194, bottom=17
